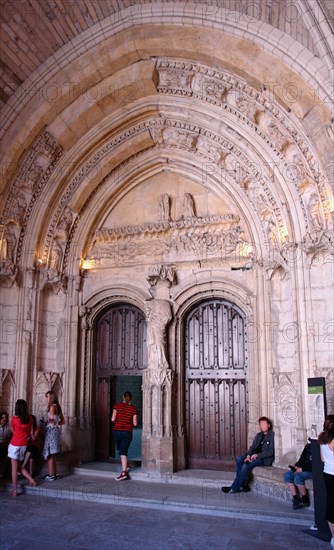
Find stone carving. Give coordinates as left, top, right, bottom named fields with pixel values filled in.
left=7, top=193, right=27, bottom=227
left=56, top=206, right=73, bottom=239
left=85, top=212, right=243, bottom=267
left=145, top=298, right=173, bottom=369
left=234, top=93, right=258, bottom=121
left=191, top=73, right=230, bottom=103
left=148, top=264, right=176, bottom=286
left=195, top=136, right=225, bottom=163
left=302, top=229, right=333, bottom=263
left=159, top=194, right=170, bottom=222
left=162, top=127, right=195, bottom=149
left=182, top=193, right=196, bottom=218
left=49, top=239, right=63, bottom=272
left=0, top=224, right=19, bottom=286
left=0, top=225, right=17, bottom=264
left=255, top=112, right=290, bottom=153
left=158, top=68, right=194, bottom=91
left=307, top=193, right=323, bottom=231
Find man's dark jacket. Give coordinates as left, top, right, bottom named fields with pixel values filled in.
left=295, top=442, right=312, bottom=472
left=247, top=430, right=275, bottom=466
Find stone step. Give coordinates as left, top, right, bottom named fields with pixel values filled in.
left=71, top=462, right=314, bottom=511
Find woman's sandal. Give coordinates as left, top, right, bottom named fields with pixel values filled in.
left=29, top=481, right=37, bottom=487
left=10, top=490, right=18, bottom=497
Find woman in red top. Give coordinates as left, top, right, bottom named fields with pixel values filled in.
left=111, top=391, right=138, bottom=481
left=8, top=399, right=36, bottom=496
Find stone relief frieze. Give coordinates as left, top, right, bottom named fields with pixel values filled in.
left=84, top=196, right=245, bottom=268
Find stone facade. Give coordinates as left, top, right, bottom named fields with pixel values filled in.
left=0, top=1, right=333, bottom=474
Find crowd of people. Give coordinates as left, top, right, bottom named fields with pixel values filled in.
left=0, top=390, right=64, bottom=495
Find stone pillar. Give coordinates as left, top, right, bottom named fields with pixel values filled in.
left=141, top=267, right=175, bottom=474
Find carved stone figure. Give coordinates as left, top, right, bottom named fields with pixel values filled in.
left=145, top=298, right=173, bottom=369
left=57, top=206, right=73, bottom=236
left=9, top=193, right=27, bottom=226
left=183, top=193, right=196, bottom=218
left=307, top=193, right=323, bottom=231
left=2, top=226, right=17, bottom=263
left=49, top=239, right=63, bottom=272
left=159, top=194, right=170, bottom=222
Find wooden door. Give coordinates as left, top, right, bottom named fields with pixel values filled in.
left=185, top=299, right=247, bottom=470
left=95, top=303, right=146, bottom=461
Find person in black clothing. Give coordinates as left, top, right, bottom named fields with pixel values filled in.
left=222, top=416, right=275, bottom=494
left=284, top=440, right=312, bottom=509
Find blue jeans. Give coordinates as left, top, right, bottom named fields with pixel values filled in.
left=230, top=453, right=265, bottom=492
left=284, top=470, right=312, bottom=486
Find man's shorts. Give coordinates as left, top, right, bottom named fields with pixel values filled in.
left=8, top=443, right=27, bottom=461
left=113, top=430, right=133, bottom=456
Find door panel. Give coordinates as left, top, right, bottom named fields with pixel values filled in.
left=185, top=300, right=247, bottom=470
left=95, top=377, right=110, bottom=460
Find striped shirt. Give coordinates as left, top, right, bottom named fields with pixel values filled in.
left=113, top=403, right=137, bottom=432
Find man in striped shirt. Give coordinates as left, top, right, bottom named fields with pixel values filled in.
left=111, top=391, right=138, bottom=480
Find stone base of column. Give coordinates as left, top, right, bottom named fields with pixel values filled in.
left=141, top=436, right=174, bottom=474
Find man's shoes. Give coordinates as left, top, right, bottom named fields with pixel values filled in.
left=54, top=473, right=60, bottom=480
left=292, top=495, right=302, bottom=509
left=221, top=486, right=239, bottom=493
left=242, top=484, right=251, bottom=493
left=115, top=471, right=128, bottom=481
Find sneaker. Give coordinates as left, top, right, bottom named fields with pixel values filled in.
left=42, top=474, right=55, bottom=481
left=54, top=473, right=60, bottom=480
left=221, top=486, right=231, bottom=493
left=115, top=471, right=128, bottom=481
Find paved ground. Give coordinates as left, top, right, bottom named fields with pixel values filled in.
left=0, top=465, right=331, bottom=549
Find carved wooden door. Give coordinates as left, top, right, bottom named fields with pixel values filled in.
left=185, top=299, right=248, bottom=470
left=95, top=303, right=146, bottom=461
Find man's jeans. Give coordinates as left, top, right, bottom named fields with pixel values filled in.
left=230, top=453, right=265, bottom=492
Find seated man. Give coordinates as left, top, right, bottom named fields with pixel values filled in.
left=222, top=416, right=275, bottom=494
left=284, top=439, right=312, bottom=509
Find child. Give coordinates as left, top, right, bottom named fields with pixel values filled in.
left=8, top=399, right=37, bottom=496
left=42, top=390, right=64, bottom=481
left=21, top=415, right=41, bottom=477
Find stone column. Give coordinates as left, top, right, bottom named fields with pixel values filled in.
left=141, top=269, right=175, bottom=474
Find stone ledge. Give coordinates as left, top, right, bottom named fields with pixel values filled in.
left=251, top=466, right=314, bottom=510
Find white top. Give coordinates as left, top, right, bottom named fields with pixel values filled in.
left=321, top=443, right=334, bottom=475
